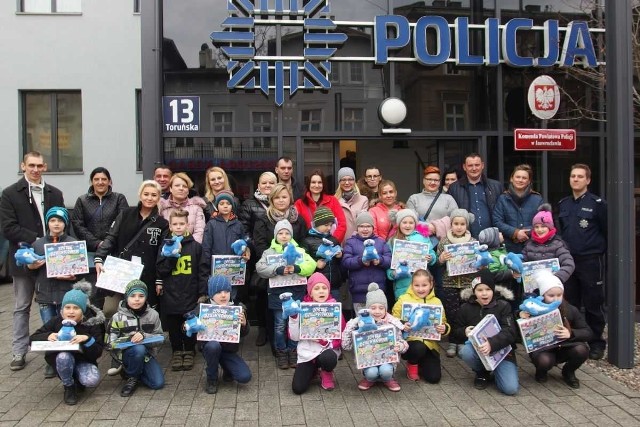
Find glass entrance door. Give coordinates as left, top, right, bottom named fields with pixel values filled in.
left=303, top=138, right=478, bottom=203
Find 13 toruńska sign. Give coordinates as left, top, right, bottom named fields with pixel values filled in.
left=514, top=129, right=576, bottom=151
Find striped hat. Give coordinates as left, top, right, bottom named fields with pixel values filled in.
left=313, top=206, right=335, bottom=227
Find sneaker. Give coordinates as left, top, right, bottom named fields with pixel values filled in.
left=562, top=367, right=580, bottom=389
left=255, top=327, right=267, bottom=347
left=357, top=378, right=375, bottom=391
left=276, top=350, right=289, bottom=370
left=120, top=377, right=139, bottom=397
left=63, top=385, right=78, bottom=405
left=589, top=347, right=605, bottom=360
left=205, top=378, right=218, bottom=394
left=534, top=369, right=548, bottom=383
left=171, top=351, right=184, bottom=371
left=406, top=363, right=419, bottom=381
left=288, top=349, right=298, bottom=368
left=446, top=343, right=457, bottom=358
left=107, top=358, right=122, bottom=376
left=10, top=354, right=25, bottom=371
left=383, top=379, right=401, bottom=392
left=44, top=364, right=57, bottom=379
left=319, top=370, right=335, bottom=391
left=474, top=372, right=490, bottom=390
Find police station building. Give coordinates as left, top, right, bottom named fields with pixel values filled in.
left=3, top=2, right=637, bottom=304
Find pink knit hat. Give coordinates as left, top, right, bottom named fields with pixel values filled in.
left=307, top=272, right=331, bottom=296
left=532, top=204, right=555, bottom=230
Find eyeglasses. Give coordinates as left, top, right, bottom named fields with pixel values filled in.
left=365, top=174, right=380, bottom=180
left=340, top=178, right=355, bottom=183
left=424, top=178, right=440, bottom=183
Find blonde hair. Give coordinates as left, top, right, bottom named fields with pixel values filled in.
left=204, top=166, right=232, bottom=202
left=170, top=172, right=194, bottom=189
left=169, top=208, right=189, bottom=222
left=335, top=180, right=361, bottom=199
left=266, top=183, right=293, bottom=223
left=258, top=171, right=277, bottom=185
left=137, top=180, right=161, bottom=200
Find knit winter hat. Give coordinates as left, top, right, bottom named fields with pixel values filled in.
left=274, top=219, right=293, bottom=238
left=45, top=206, right=69, bottom=229
left=125, top=280, right=148, bottom=299
left=61, top=288, right=88, bottom=313
left=208, top=275, right=232, bottom=297
left=313, top=206, right=335, bottom=227
left=215, top=190, right=236, bottom=210
left=355, top=211, right=374, bottom=228
left=534, top=270, right=564, bottom=296
left=532, top=203, right=555, bottom=230
left=365, top=282, right=387, bottom=310
left=307, top=272, right=331, bottom=296
left=479, top=227, right=500, bottom=249
left=470, top=269, right=495, bottom=293
left=450, top=208, right=475, bottom=225
left=337, top=167, right=356, bottom=181
left=395, top=208, right=417, bottom=226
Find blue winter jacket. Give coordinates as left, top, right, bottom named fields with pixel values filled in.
left=493, top=187, right=543, bottom=253
left=342, top=234, right=392, bottom=304
left=200, top=215, right=246, bottom=284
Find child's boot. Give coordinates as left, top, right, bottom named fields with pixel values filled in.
left=171, top=351, right=184, bottom=371
left=319, top=369, right=335, bottom=391
left=562, top=365, right=580, bottom=389
left=205, top=377, right=218, bottom=394
left=446, top=342, right=457, bottom=358
left=406, top=363, right=419, bottom=381
left=63, top=384, right=78, bottom=405
left=276, top=350, right=289, bottom=369
left=383, top=378, right=401, bottom=392
left=255, top=327, right=267, bottom=347
left=120, top=377, right=139, bottom=397
left=288, top=348, right=298, bottom=368
left=182, top=351, right=195, bottom=371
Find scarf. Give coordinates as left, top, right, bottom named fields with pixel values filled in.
left=269, top=206, right=299, bottom=224
left=211, top=211, right=237, bottom=221
left=507, top=183, right=531, bottom=206
left=254, top=190, right=268, bottom=204
left=446, top=230, right=472, bottom=243
left=342, top=190, right=355, bottom=202
left=308, top=227, right=329, bottom=237
left=532, top=228, right=556, bottom=244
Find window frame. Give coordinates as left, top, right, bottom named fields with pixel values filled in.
left=211, top=111, right=234, bottom=148
left=300, top=108, right=322, bottom=132
left=342, top=107, right=365, bottom=132
left=443, top=101, right=467, bottom=131
left=250, top=110, right=273, bottom=149
left=19, top=0, right=82, bottom=13
left=21, top=90, right=83, bottom=172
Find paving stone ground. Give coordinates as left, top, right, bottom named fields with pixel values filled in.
left=0, top=282, right=638, bottom=426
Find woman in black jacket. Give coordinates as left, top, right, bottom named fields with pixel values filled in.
left=71, top=167, right=129, bottom=308
left=235, top=172, right=277, bottom=345
left=94, top=180, right=169, bottom=309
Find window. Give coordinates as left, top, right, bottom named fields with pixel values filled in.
left=22, top=91, right=82, bottom=171
left=211, top=112, right=233, bottom=147
left=20, top=0, right=81, bottom=13
left=343, top=108, right=364, bottom=131
left=444, top=102, right=466, bottom=131
left=134, top=0, right=140, bottom=13
left=251, top=111, right=272, bottom=148
left=445, top=63, right=461, bottom=75
left=300, top=109, right=322, bottom=132
left=330, top=63, right=340, bottom=84
left=349, top=62, right=364, bottom=83
left=135, top=89, right=142, bottom=171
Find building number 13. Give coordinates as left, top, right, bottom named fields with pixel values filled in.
left=168, top=99, right=194, bottom=123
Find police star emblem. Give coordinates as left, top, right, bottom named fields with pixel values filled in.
left=579, top=219, right=589, bottom=229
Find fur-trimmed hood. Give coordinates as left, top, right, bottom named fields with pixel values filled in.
left=459, top=284, right=514, bottom=303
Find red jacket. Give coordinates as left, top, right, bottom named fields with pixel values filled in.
left=294, top=192, right=347, bottom=242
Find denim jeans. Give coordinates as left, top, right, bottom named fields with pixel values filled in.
left=202, top=341, right=252, bottom=383
left=13, top=275, right=36, bottom=355
left=55, top=352, right=100, bottom=388
left=363, top=363, right=394, bottom=382
left=272, top=309, right=297, bottom=351
left=458, top=342, right=519, bottom=396
left=39, top=303, right=61, bottom=325
left=121, top=344, right=164, bottom=390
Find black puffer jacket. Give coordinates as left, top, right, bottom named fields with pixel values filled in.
left=521, top=235, right=575, bottom=283
left=71, top=187, right=129, bottom=252
left=452, top=285, right=518, bottom=363
left=237, top=195, right=268, bottom=240
left=95, top=205, right=169, bottom=306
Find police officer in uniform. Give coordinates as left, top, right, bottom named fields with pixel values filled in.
left=558, top=163, right=607, bottom=360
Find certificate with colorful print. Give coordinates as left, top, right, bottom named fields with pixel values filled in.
left=44, top=240, right=89, bottom=278
left=390, top=240, right=431, bottom=271
left=299, top=303, right=342, bottom=340
left=353, top=325, right=398, bottom=370
left=95, top=256, right=144, bottom=294
left=197, top=304, right=242, bottom=343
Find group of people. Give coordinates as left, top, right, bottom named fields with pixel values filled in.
left=0, top=150, right=607, bottom=404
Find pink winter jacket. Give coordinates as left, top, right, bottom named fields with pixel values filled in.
left=159, top=196, right=207, bottom=243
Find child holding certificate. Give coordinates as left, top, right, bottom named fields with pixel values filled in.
left=30, top=283, right=105, bottom=405
left=392, top=269, right=449, bottom=383
left=519, top=270, right=591, bottom=388
left=287, top=273, right=345, bottom=394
